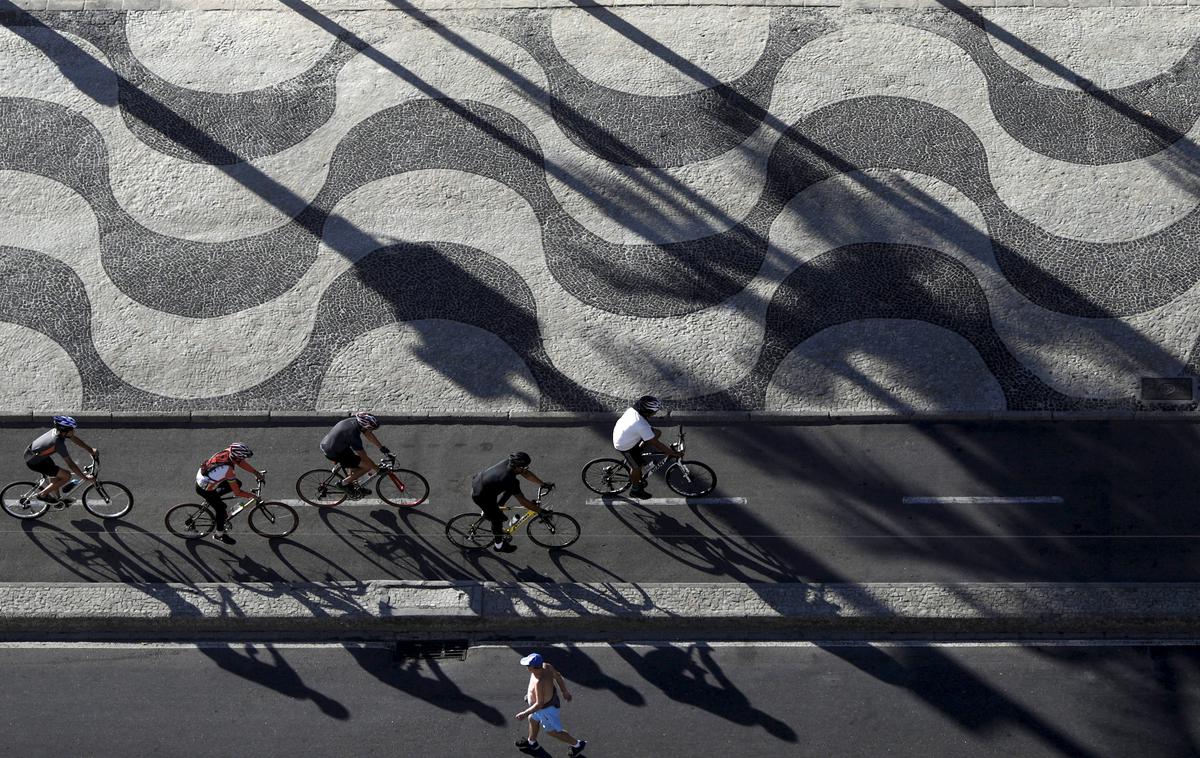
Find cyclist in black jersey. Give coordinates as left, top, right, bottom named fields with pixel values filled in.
left=471, top=452, right=554, bottom=553
left=320, top=412, right=391, bottom=494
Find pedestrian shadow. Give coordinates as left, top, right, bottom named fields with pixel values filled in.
left=198, top=644, right=350, bottom=720
left=344, top=645, right=505, bottom=725
left=612, top=643, right=796, bottom=742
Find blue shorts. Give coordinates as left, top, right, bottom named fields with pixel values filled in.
left=530, top=706, right=564, bottom=732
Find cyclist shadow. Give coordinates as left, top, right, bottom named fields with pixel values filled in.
left=614, top=643, right=796, bottom=743
left=601, top=498, right=817, bottom=583
left=344, top=646, right=505, bottom=725
left=316, top=506, right=473, bottom=581
left=198, top=643, right=350, bottom=720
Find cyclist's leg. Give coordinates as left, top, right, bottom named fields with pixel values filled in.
left=474, top=495, right=506, bottom=545
left=196, top=482, right=230, bottom=530
left=27, top=454, right=65, bottom=499
left=622, top=446, right=648, bottom=489
left=332, top=449, right=371, bottom=487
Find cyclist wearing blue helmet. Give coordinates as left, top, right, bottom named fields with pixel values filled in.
left=24, top=416, right=97, bottom=503
left=319, top=412, right=391, bottom=495
left=612, top=395, right=679, bottom=498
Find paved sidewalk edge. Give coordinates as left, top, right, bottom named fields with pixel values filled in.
left=0, top=410, right=1194, bottom=426
left=5, top=581, right=1200, bottom=638
left=5, top=2, right=1195, bottom=13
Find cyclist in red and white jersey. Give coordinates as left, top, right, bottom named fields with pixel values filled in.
left=195, top=442, right=262, bottom=542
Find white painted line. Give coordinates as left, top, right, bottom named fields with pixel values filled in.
left=902, top=496, right=1064, bottom=505
left=585, top=497, right=747, bottom=506
left=281, top=499, right=425, bottom=508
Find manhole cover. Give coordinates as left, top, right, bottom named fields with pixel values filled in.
left=1141, top=377, right=1194, bottom=402
left=393, top=639, right=469, bottom=662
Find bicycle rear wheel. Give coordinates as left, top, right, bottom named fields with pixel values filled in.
left=526, top=511, right=580, bottom=549
left=581, top=458, right=631, bottom=495
left=295, top=469, right=347, bottom=506
left=665, top=460, right=717, bottom=497
left=377, top=468, right=429, bottom=507
left=445, top=513, right=489, bottom=550
left=165, top=503, right=214, bottom=539
left=82, top=481, right=133, bottom=519
left=248, top=501, right=298, bottom=538
left=1, top=482, right=48, bottom=519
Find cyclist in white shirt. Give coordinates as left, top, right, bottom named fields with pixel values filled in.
left=612, top=395, right=679, bottom=498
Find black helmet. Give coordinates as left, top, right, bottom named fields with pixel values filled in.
left=508, top=451, right=532, bottom=468
left=634, top=395, right=662, bottom=415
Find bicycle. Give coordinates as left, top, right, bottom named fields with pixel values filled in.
left=445, top=485, right=580, bottom=550
left=165, top=472, right=297, bottom=539
left=294, top=454, right=429, bottom=507
left=581, top=426, right=717, bottom=497
left=1, top=455, right=133, bottom=520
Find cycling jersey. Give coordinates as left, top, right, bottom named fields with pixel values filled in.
left=25, top=429, right=67, bottom=460
left=196, top=452, right=238, bottom=491
left=612, top=407, right=655, bottom=452
left=320, top=418, right=363, bottom=456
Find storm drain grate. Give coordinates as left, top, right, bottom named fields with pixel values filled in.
left=1141, top=377, right=1195, bottom=402
left=393, top=639, right=470, bottom=662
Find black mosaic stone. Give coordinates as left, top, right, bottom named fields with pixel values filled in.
left=30, top=11, right=363, bottom=165
left=685, top=243, right=1120, bottom=412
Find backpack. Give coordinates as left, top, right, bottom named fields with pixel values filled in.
left=200, top=450, right=234, bottom=476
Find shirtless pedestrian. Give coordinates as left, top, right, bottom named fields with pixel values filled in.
left=514, top=653, right=587, bottom=755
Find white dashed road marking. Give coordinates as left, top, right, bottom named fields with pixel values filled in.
left=585, top=497, right=748, bottom=506
left=902, top=496, right=1064, bottom=505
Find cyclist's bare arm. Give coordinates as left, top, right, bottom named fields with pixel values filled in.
left=69, top=434, right=98, bottom=458
left=515, top=492, right=542, bottom=513
left=231, top=460, right=262, bottom=497
left=360, top=431, right=386, bottom=468
left=646, top=432, right=680, bottom=458
left=518, top=469, right=552, bottom=488
left=66, top=435, right=98, bottom=478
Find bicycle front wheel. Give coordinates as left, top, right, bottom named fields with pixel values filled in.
left=581, top=458, right=631, bottom=495
left=82, top=481, right=133, bottom=519
left=445, top=513, right=489, bottom=550
left=295, top=469, right=347, bottom=506
left=0, top=481, right=47, bottom=519
left=665, top=460, right=717, bottom=497
left=377, top=468, right=429, bottom=507
left=527, top=511, right=580, bottom=549
left=248, top=501, right=298, bottom=538
left=165, top=503, right=214, bottom=539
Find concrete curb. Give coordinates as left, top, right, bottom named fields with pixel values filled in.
left=0, top=410, right=1196, bottom=427
left=3, top=1, right=1190, bottom=12
left=5, top=581, right=1200, bottom=639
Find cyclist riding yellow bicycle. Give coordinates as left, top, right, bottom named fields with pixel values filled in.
left=195, top=442, right=262, bottom=542
left=24, top=416, right=97, bottom=504
left=471, top=451, right=554, bottom=553
left=612, top=396, right=679, bottom=499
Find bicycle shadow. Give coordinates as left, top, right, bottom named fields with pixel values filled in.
left=315, top=505, right=473, bottom=581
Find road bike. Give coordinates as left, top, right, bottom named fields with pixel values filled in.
left=294, top=454, right=429, bottom=507
left=581, top=426, right=717, bottom=497
left=165, top=472, right=297, bottom=539
left=445, top=485, right=580, bottom=549
left=1, top=455, right=133, bottom=520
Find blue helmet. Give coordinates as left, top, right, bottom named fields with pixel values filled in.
left=52, top=415, right=78, bottom=429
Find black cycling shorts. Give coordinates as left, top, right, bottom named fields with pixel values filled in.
left=619, top=443, right=649, bottom=470
left=24, top=452, right=60, bottom=478
left=325, top=448, right=363, bottom=469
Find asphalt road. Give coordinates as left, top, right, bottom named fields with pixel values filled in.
left=0, top=420, right=1198, bottom=584
left=1, top=641, right=1198, bottom=757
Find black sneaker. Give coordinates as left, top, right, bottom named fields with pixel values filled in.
left=628, top=485, right=651, bottom=499
left=568, top=740, right=587, bottom=756
left=515, top=738, right=538, bottom=751
left=492, top=540, right=517, bottom=553
left=212, top=530, right=235, bottom=544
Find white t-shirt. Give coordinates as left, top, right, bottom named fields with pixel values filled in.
left=612, top=407, right=655, bottom=451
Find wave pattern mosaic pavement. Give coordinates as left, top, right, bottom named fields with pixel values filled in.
left=2, top=7, right=1200, bottom=412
